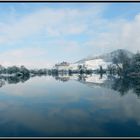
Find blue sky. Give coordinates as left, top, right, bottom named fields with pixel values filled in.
left=0, top=3, right=140, bottom=68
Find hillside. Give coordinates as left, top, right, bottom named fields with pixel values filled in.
left=74, top=49, right=134, bottom=70
left=76, top=49, right=133, bottom=63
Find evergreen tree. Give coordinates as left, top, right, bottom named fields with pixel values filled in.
left=131, top=52, right=140, bottom=73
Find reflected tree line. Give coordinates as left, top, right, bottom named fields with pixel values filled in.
left=0, top=66, right=139, bottom=97
left=0, top=74, right=30, bottom=87
left=111, top=76, right=140, bottom=97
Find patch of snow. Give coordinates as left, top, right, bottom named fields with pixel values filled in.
left=84, top=59, right=111, bottom=70
left=69, top=64, right=78, bottom=70
left=69, top=74, right=79, bottom=80
left=85, top=74, right=107, bottom=84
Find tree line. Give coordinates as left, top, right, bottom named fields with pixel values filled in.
left=0, top=50, right=139, bottom=77
left=106, top=51, right=140, bottom=77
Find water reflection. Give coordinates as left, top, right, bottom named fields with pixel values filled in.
left=54, top=75, right=70, bottom=82
left=52, top=74, right=140, bottom=97
left=0, top=73, right=140, bottom=97
left=0, top=75, right=30, bottom=87
left=0, top=74, right=140, bottom=136
left=110, top=76, right=140, bottom=97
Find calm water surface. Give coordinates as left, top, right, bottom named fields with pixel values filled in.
left=0, top=74, right=140, bottom=137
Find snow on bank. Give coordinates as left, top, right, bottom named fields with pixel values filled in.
left=84, top=59, right=111, bottom=70
left=85, top=74, right=107, bottom=84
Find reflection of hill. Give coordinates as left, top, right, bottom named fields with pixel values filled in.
left=71, top=74, right=117, bottom=91
left=0, top=73, right=140, bottom=98
left=77, top=74, right=140, bottom=97
left=52, top=74, right=140, bottom=97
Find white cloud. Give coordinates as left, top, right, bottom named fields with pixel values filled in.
left=0, top=4, right=140, bottom=67
left=85, top=13, right=140, bottom=55
left=0, top=47, right=52, bottom=68
left=0, top=5, right=103, bottom=44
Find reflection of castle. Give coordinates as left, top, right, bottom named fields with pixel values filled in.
left=55, top=76, right=70, bottom=82
left=55, top=62, right=70, bottom=71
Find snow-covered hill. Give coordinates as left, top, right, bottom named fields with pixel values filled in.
left=73, top=49, right=133, bottom=70
left=84, top=59, right=111, bottom=70
left=76, top=49, right=133, bottom=64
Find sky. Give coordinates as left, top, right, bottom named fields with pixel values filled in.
left=0, top=3, right=140, bottom=68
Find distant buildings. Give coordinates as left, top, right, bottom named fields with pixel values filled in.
left=55, top=61, right=70, bottom=71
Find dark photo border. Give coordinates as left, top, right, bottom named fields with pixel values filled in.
left=0, top=0, right=139, bottom=139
